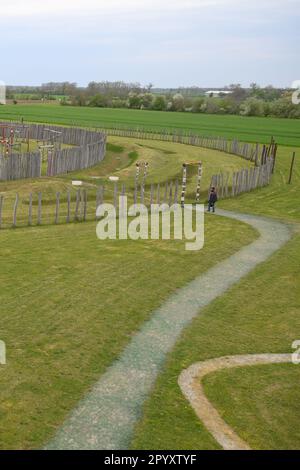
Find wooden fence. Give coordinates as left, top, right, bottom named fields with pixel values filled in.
left=0, top=123, right=107, bottom=181
left=0, top=121, right=277, bottom=181
left=97, top=125, right=277, bottom=165
left=0, top=151, right=41, bottom=181
left=209, top=158, right=274, bottom=200
left=0, top=158, right=273, bottom=230
left=46, top=139, right=106, bottom=176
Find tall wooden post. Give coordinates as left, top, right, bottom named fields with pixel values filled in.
left=28, top=193, right=33, bottom=226
left=37, top=192, right=42, bottom=225
left=181, top=164, right=187, bottom=208
left=196, top=162, right=202, bottom=203
left=288, top=152, right=296, bottom=184
left=272, top=144, right=278, bottom=174
left=12, top=194, right=19, bottom=228
left=0, top=196, right=3, bottom=229
left=55, top=192, right=60, bottom=224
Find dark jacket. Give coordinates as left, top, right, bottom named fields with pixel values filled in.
left=209, top=191, right=218, bottom=204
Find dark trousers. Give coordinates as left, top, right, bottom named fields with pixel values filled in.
left=208, top=202, right=215, bottom=212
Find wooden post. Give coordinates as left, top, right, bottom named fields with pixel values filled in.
left=140, top=184, right=145, bottom=205
left=181, top=164, right=187, bottom=208
left=83, top=190, right=88, bottom=221
left=134, top=186, right=137, bottom=206
left=157, top=183, right=160, bottom=204
left=28, top=193, right=33, bottom=226
left=225, top=173, right=230, bottom=198
left=114, top=183, right=118, bottom=209
left=143, top=162, right=149, bottom=186
left=196, top=162, right=202, bottom=203
left=135, top=162, right=140, bottom=188
left=150, top=184, right=154, bottom=206
left=168, top=181, right=173, bottom=206
left=0, top=196, right=3, bottom=229
left=96, top=185, right=104, bottom=207
left=288, top=152, right=296, bottom=184
left=174, top=179, right=179, bottom=204
left=232, top=173, right=236, bottom=197
left=272, top=144, right=278, bottom=174
left=163, top=182, right=168, bottom=204
left=74, top=190, right=81, bottom=221
left=66, top=191, right=71, bottom=223
left=96, top=186, right=104, bottom=219
left=55, top=192, right=60, bottom=224
left=37, top=192, right=42, bottom=225
left=261, top=145, right=266, bottom=166
left=12, top=194, right=19, bottom=228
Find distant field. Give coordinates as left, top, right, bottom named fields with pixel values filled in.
left=0, top=104, right=300, bottom=146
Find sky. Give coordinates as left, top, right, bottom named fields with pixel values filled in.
left=0, top=0, right=299, bottom=88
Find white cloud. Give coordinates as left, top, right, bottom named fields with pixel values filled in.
left=0, top=0, right=207, bottom=17
left=0, top=0, right=297, bottom=88
left=1, top=0, right=296, bottom=19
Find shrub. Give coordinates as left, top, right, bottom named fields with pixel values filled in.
left=240, top=98, right=265, bottom=117
left=152, top=96, right=167, bottom=111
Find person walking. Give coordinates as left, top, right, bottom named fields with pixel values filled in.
left=207, top=187, right=218, bottom=213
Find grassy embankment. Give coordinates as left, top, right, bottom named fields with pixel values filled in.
left=131, top=142, right=300, bottom=450
left=0, top=106, right=299, bottom=449
left=0, top=137, right=252, bottom=228
left=0, top=212, right=256, bottom=449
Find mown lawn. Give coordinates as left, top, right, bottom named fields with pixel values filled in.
left=130, top=137, right=300, bottom=450
left=203, top=363, right=300, bottom=450
left=0, top=137, right=252, bottom=229
left=0, top=104, right=300, bottom=146
left=131, top=232, right=300, bottom=450
left=220, top=145, right=299, bottom=222
left=0, top=110, right=299, bottom=450
left=0, top=215, right=256, bottom=449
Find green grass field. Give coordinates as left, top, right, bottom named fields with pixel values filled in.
left=0, top=214, right=255, bottom=449
left=0, top=104, right=300, bottom=146
left=0, top=137, right=252, bottom=229
left=0, top=108, right=299, bottom=449
left=131, top=229, right=300, bottom=450
left=203, top=363, right=300, bottom=450
left=130, top=139, right=300, bottom=450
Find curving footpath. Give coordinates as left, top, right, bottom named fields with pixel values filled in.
left=179, top=354, right=293, bottom=450
left=46, top=209, right=291, bottom=450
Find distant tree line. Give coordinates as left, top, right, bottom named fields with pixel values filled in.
left=5, top=82, right=300, bottom=119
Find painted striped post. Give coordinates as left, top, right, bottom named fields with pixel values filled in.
left=196, top=161, right=203, bottom=203
left=83, top=190, right=88, bottom=221
left=181, top=164, right=187, bottom=208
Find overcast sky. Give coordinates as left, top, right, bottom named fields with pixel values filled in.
left=0, top=0, right=299, bottom=88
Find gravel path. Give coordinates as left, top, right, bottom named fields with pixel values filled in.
left=46, top=209, right=291, bottom=450
left=178, top=354, right=293, bottom=450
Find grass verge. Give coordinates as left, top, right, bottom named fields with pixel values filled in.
left=0, top=215, right=256, bottom=449
left=203, top=363, right=300, bottom=450
left=130, top=231, right=300, bottom=450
